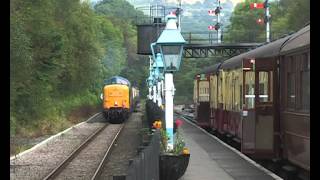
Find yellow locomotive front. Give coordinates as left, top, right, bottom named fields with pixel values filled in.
left=103, top=84, right=130, bottom=110
left=102, top=76, right=131, bottom=123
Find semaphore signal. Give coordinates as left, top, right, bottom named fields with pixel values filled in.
left=250, top=2, right=264, bottom=9
left=250, top=0, right=270, bottom=42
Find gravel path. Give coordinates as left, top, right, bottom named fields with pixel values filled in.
left=10, top=113, right=107, bottom=180
left=98, top=105, right=144, bottom=180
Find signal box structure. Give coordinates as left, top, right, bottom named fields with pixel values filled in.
left=135, top=5, right=180, bottom=55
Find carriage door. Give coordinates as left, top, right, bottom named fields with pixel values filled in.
left=254, top=58, right=277, bottom=155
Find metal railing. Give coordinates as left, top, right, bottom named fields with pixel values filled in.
left=135, top=5, right=180, bottom=25
left=181, top=30, right=293, bottom=44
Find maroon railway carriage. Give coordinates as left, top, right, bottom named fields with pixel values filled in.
left=193, top=72, right=211, bottom=129
left=193, top=64, right=222, bottom=130
left=193, top=24, right=309, bottom=175
left=279, top=25, right=310, bottom=173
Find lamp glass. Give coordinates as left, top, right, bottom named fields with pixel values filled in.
left=161, top=45, right=183, bottom=72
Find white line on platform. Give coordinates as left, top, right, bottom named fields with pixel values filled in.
left=181, top=116, right=283, bottom=180
left=10, top=112, right=102, bottom=161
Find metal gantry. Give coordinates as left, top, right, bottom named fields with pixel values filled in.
left=183, top=43, right=262, bottom=58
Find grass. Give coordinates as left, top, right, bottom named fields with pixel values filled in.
left=10, top=93, right=101, bottom=156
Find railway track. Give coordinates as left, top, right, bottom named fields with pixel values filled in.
left=174, top=112, right=195, bottom=123
left=42, top=122, right=124, bottom=180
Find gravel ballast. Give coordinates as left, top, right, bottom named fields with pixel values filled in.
left=10, top=113, right=107, bottom=180
left=54, top=124, right=123, bottom=180
left=98, top=105, right=144, bottom=180
left=10, top=104, right=146, bottom=180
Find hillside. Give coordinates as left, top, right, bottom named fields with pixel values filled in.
left=10, top=0, right=148, bottom=153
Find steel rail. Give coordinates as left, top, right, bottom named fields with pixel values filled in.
left=174, top=112, right=194, bottom=122
left=91, top=123, right=125, bottom=180
left=42, top=123, right=108, bottom=180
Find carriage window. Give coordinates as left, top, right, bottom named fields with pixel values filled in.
left=286, top=57, right=296, bottom=109
left=232, top=78, right=235, bottom=110
left=287, top=72, right=296, bottom=109
left=301, top=71, right=310, bottom=111
left=301, top=53, right=310, bottom=111
left=240, top=85, right=242, bottom=109
left=258, top=71, right=272, bottom=102
left=245, top=71, right=255, bottom=109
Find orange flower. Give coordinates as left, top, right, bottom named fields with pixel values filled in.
left=182, top=147, right=190, bottom=155
left=153, top=120, right=162, bottom=129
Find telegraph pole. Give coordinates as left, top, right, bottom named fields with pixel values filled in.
left=251, top=1, right=271, bottom=42
left=178, top=0, right=182, bottom=31
left=217, top=0, right=221, bottom=43
left=265, top=0, right=270, bottom=42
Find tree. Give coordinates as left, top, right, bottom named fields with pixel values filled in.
left=224, top=0, right=310, bottom=43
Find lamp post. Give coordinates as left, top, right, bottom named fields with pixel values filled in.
left=147, top=75, right=153, bottom=100
left=155, top=13, right=186, bottom=150
left=151, top=69, right=157, bottom=104
left=152, top=60, right=160, bottom=104
left=147, top=56, right=154, bottom=100
left=155, top=53, right=164, bottom=107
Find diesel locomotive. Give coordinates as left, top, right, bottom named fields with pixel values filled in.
left=101, top=76, right=139, bottom=123
left=193, top=24, right=309, bottom=177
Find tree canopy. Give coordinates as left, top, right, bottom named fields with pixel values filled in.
left=10, top=0, right=148, bottom=136
left=224, top=0, right=310, bottom=43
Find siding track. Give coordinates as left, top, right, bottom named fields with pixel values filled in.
left=42, top=123, right=124, bottom=180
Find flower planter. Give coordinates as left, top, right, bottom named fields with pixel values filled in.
left=159, top=153, right=190, bottom=180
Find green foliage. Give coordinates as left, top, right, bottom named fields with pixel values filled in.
left=224, top=0, right=310, bottom=43
left=160, top=128, right=186, bottom=155
left=94, top=0, right=149, bottom=97
left=94, top=0, right=139, bottom=22
left=171, top=129, right=186, bottom=155
left=160, top=128, right=169, bottom=153
left=10, top=0, right=145, bottom=137
left=224, top=0, right=266, bottom=43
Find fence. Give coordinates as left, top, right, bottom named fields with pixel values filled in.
left=125, top=130, right=160, bottom=180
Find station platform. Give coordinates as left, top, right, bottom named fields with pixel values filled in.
left=178, top=116, right=282, bottom=180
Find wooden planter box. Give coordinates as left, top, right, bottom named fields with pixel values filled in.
left=159, top=153, right=190, bottom=180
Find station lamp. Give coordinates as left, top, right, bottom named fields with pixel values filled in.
left=147, top=75, right=153, bottom=87
left=153, top=59, right=160, bottom=80
left=156, top=14, right=186, bottom=72
left=146, top=75, right=154, bottom=100
left=155, top=53, right=165, bottom=107
left=151, top=69, right=157, bottom=103
left=155, top=53, right=164, bottom=80
left=149, top=13, right=186, bottom=150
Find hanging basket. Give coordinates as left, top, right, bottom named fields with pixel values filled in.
left=159, top=153, right=190, bottom=180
